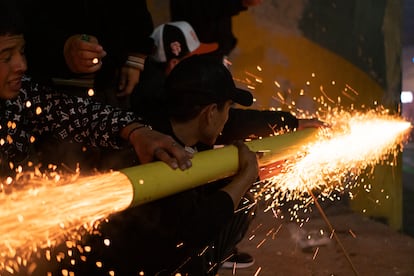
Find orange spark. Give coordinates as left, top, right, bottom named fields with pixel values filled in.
left=257, top=109, right=411, bottom=214
left=0, top=172, right=133, bottom=267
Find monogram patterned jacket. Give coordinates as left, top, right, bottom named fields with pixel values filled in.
left=0, top=76, right=138, bottom=178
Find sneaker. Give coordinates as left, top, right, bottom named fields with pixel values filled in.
left=221, top=251, right=255, bottom=269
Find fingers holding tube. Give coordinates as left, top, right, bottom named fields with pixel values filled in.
left=127, top=125, right=193, bottom=170
left=153, top=141, right=193, bottom=170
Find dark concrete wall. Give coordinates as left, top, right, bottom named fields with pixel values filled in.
left=299, top=0, right=395, bottom=92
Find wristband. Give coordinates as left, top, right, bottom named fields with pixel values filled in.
left=126, top=55, right=146, bottom=71
left=127, top=124, right=152, bottom=142
left=125, top=60, right=144, bottom=71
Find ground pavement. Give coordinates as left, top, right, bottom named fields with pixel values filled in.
left=218, top=198, right=414, bottom=276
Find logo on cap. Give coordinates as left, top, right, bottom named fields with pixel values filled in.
left=151, top=21, right=219, bottom=63
left=170, top=41, right=182, bottom=57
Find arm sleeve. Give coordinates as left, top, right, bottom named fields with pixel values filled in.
left=217, top=108, right=299, bottom=144
left=99, top=0, right=154, bottom=61
left=25, top=81, right=138, bottom=148
left=119, top=0, right=154, bottom=55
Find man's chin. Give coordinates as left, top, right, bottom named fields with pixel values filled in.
left=4, top=89, right=21, bottom=100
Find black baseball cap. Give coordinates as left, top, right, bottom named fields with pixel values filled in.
left=165, top=54, right=253, bottom=110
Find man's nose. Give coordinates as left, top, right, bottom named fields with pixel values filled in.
left=13, top=53, right=27, bottom=73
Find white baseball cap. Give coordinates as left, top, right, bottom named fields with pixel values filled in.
left=151, top=21, right=219, bottom=63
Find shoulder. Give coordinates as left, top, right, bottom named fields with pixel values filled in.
left=21, top=75, right=55, bottom=95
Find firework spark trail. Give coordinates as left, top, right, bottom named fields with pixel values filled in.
left=258, top=110, right=412, bottom=211
left=0, top=172, right=132, bottom=266
left=252, top=110, right=410, bottom=275
left=0, top=110, right=411, bottom=271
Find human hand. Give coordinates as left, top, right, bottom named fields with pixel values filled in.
left=242, top=0, right=263, bottom=7
left=298, top=118, right=328, bottom=130
left=220, top=141, right=259, bottom=209
left=235, top=140, right=259, bottom=183
left=117, top=65, right=141, bottom=97
left=63, top=34, right=107, bottom=74
left=126, top=124, right=193, bottom=170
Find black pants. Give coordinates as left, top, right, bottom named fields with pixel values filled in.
left=15, top=194, right=256, bottom=276
left=179, top=192, right=257, bottom=275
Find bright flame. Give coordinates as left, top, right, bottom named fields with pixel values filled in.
left=256, top=109, right=412, bottom=216
left=0, top=172, right=133, bottom=268
left=0, top=108, right=411, bottom=272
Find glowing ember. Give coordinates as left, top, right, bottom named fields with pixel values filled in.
left=0, top=172, right=133, bottom=267
left=0, top=107, right=411, bottom=273
left=256, top=109, right=412, bottom=218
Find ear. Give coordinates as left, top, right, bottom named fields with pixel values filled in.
left=200, top=103, right=218, bottom=126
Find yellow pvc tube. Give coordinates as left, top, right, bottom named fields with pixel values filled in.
left=120, top=128, right=318, bottom=207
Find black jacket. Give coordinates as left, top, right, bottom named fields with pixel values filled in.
left=170, top=0, right=248, bottom=56
left=130, top=57, right=168, bottom=122
left=130, top=57, right=300, bottom=141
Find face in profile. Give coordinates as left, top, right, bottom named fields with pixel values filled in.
left=200, top=100, right=233, bottom=145
left=0, top=34, right=26, bottom=100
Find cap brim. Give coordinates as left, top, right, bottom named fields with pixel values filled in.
left=233, top=88, right=253, bottom=107
left=191, top=42, right=219, bottom=56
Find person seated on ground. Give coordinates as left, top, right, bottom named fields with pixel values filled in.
left=61, top=54, right=259, bottom=276
left=131, top=21, right=259, bottom=269
left=129, top=20, right=324, bottom=269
